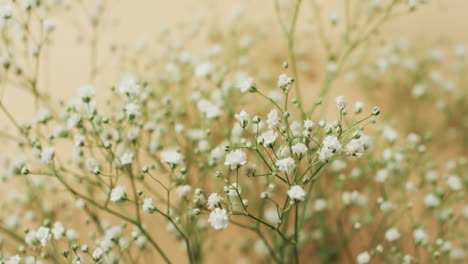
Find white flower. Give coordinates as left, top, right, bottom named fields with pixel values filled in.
left=143, top=198, right=156, bottom=214
left=207, top=193, right=223, bottom=209
left=5, top=255, right=20, bottom=264
left=86, top=158, right=100, bottom=174
left=446, top=175, right=462, bottom=191
left=291, top=143, right=308, bottom=158
left=318, top=136, right=342, bottom=162
left=66, top=229, right=79, bottom=241
left=354, top=101, right=364, bottom=113
left=424, top=193, right=440, bottom=208
left=425, top=170, right=438, bottom=182
left=375, top=169, right=389, bottom=183
left=413, top=228, right=428, bottom=244
left=74, top=134, right=85, bottom=147
left=0, top=4, right=12, bottom=20
left=226, top=183, right=242, bottom=197
left=42, top=19, right=56, bottom=33
left=197, top=99, right=222, bottom=119
left=235, top=110, right=250, bottom=128
left=276, top=157, right=296, bottom=174
left=383, top=126, right=398, bottom=143
left=261, top=130, right=278, bottom=147
left=92, top=247, right=104, bottom=261
left=160, top=149, right=183, bottom=165
left=52, top=222, right=65, bottom=240
left=238, top=77, right=255, bottom=93
left=266, top=109, right=281, bottom=129
left=224, top=150, right=247, bottom=170
left=119, top=75, right=140, bottom=96
left=277, top=73, right=293, bottom=89
left=385, top=227, right=400, bottom=242
left=36, top=108, right=52, bottom=123
left=287, top=185, right=306, bottom=201
left=77, top=84, right=95, bottom=102
left=345, top=139, right=365, bottom=157
left=290, top=121, right=302, bottom=137
left=120, top=152, right=133, bottom=166
left=124, top=103, right=141, bottom=118
left=208, top=208, right=229, bottom=230
left=36, top=227, right=51, bottom=247
left=195, top=61, right=213, bottom=77
left=318, top=147, right=334, bottom=162
left=110, top=186, right=127, bottom=203
left=68, top=114, right=81, bottom=129
left=322, top=136, right=342, bottom=151
left=40, top=147, right=55, bottom=164
left=176, top=185, right=191, bottom=198
left=314, top=199, right=327, bottom=211
left=334, top=96, right=347, bottom=111
left=357, top=251, right=370, bottom=264
left=304, top=119, right=314, bottom=130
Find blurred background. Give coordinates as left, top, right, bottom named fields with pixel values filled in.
left=1, top=0, right=468, bottom=263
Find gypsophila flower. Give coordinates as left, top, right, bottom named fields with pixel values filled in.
left=92, top=247, right=104, bottom=261
left=160, top=149, right=183, bottom=165
left=226, top=183, right=242, bottom=197
left=276, top=157, right=296, bottom=174
left=334, top=96, right=347, bottom=111
left=124, top=103, right=141, bottom=118
left=52, top=222, right=65, bottom=240
left=0, top=4, right=12, bottom=20
left=287, top=185, right=306, bottom=201
left=197, top=99, right=222, bottom=119
left=119, top=75, right=140, bottom=96
left=42, top=19, right=56, bottom=33
left=36, top=108, right=52, bottom=123
left=235, top=110, right=250, bottom=128
left=142, top=198, right=156, bottom=214
left=354, top=101, right=364, bottom=113
left=207, top=193, right=223, bottom=209
left=5, top=255, right=20, bottom=264
left=345, top=139, right=365, bottom=157
left=36, top=227, right=51, bottom=247
left=446, top=175, right=462, bottom=191
left=176, top=185, right=191, bottom=198
left=413, top=228, right=428, bottom=244
left=277, top=73, right=293, bottom=89
left=304, top=119, right=314, bottom=131
left=261, top=130, right=278, bottom=147
left=77, top=84, right=95, bottom=102
left=424, top=193, right=440, bottom=208
left=224, top=149, right=247, bottom=170
left=120, top=152, right=134, bottom=166
left=40, top=147, right=55, bottom=164
left=267, top=109, right=281, bottom=129
left=110, top=186, right=127, bottom=203
left=86, top=158, right=100, bottom=174
left=195, top=61, right=213, bottom=77
left=208, top=208, right=229, bottom=230
left=238, top=77, right=255, bottom=93
left=291, top=143, right=308, bottom=158
left=357, top=252, right=370, bottom=264
left=385, top=227, right=401, bottom=242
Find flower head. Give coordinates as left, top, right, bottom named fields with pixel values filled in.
left=287, top=185, right=306, bottom=201
left=110, top=186, right=127, bottom=203
left=225, top=150, right=247, bottom=170
left=207, top=193, right=223, bottom=209
left=208, top=208, right=229, bottom=230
